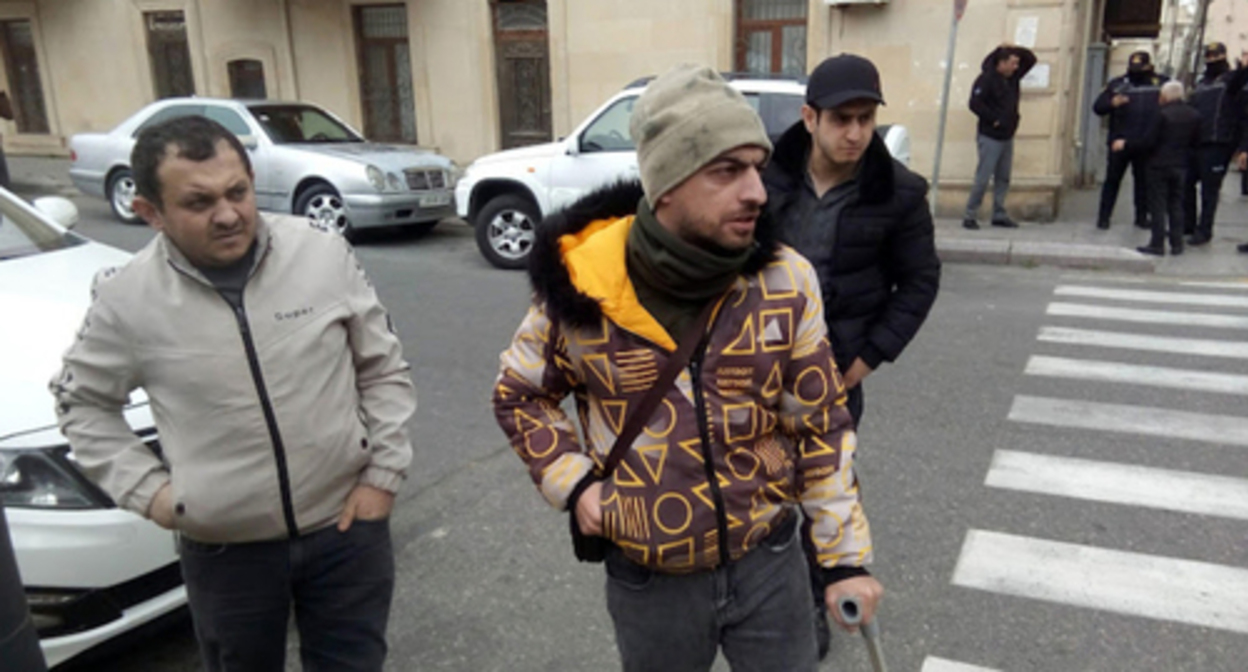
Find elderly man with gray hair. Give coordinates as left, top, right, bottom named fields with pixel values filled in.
left=1118, top=80, right=1202, bottom=255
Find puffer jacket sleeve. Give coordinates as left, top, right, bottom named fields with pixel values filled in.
left=858, top=179, right=941, bottom=369
left=781, top=259, right=872, bottom=572
left=341, top=239, right=417, bottom=494
left=50, top=269, right=168, bottom=517
left=493, top=305, right=593, bottom=511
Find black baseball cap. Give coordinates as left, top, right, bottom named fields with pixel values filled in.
left=1127, top=51, right=1152, bottom=73
left=1206, top=42, right=1228, bottom=58
left=806, top=54, right=886, bottom=110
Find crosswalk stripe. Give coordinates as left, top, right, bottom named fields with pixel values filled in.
left=1048, top=302, right=1248, bottom=329
left=1009, top=395, right=1248, bottom=446
left=1037, top=326, right=1248, bottom=359
left=1056, top=285, right=1248, bottom=308
left=952, top=530, right=1248, bottom=634
left=921, top=657, right=1001, bottom=672
left=985, top=450, right=1248, bottom=521
left=1180, top=280, right=1248, bottom=291
left=1025, top=355, right=1248, bottom=395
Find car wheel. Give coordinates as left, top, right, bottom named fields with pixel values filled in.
left=107, top=169, right=142, bottom=224
left=475, top=194, right=539, bottom=270
left=296, top=184, right=356, bottom=242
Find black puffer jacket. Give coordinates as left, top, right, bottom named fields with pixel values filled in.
left=762, top=121, right=941, bottom=373
left=1093, top=71, right=1168, bottom=145
left=969, top=46, right=1037, bottom=140
left=1190, top=64, right=1248, bottom=146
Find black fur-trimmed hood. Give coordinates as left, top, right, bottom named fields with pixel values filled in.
left=528, top=180, right=780, bottom=328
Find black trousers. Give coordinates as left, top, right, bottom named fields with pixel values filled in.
left=1184, top=144, right=1235, bottom=237
left=1098, top=147, right=1150, bottom=226
left=1146, top=166, right=1186, bottom=250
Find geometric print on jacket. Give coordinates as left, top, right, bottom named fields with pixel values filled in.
left=493, top=190, right=872, bottom=574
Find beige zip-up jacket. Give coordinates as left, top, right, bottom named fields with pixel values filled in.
left=51, top=214, right=416, bottom=544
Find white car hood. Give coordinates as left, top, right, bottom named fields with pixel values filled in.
left=469, top=141, right=562, bottom=168
left=296, top=142, right=452, bottom=173
left=0, top=241, right=142, bottom=441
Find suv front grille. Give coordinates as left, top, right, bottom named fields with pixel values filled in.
left=404, top=168, right=446, bottom=191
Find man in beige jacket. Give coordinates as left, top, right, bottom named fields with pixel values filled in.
left=51, top=115, right=416, bottom=671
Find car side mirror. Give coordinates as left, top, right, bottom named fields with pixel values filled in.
left=33, top=196, right=79, bottom=230
left=238, top=134, right=259, bottom=150
left=566, top=136, right=581, bottom=156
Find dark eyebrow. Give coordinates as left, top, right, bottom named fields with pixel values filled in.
left=709, top=156, right=765, bottom=170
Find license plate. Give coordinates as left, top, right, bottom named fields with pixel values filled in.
left=420, top=192, right=451, bottom=208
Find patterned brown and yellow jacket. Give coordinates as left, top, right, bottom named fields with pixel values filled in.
left=493, top=182, right=872, bottom=576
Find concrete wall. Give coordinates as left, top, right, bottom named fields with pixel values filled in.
left=548, top=0, right=733, bottom=139
left=816, top=0, right=1084, bottom=219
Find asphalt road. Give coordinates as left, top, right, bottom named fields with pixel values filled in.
left=49, top=195, right=1248, bottom=671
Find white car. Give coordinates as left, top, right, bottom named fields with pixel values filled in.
left=0, top=189, right=184, bottom=668
left=69, top=98, right=457, bottom=241
left=455, top=74, right=911, bottom=269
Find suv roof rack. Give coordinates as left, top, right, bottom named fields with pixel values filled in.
left=624, top=71, right=807, bottom=89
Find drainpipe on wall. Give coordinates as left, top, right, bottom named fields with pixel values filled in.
left=279, top=0, right=300, bottom=100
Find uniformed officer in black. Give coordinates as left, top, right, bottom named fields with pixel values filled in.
left=1185, top=42, right=1248, bottom=246
left=1092, top=51, right=1167, bottom=230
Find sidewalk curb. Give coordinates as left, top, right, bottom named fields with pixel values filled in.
left=936, top=236, right=1155, bottom=273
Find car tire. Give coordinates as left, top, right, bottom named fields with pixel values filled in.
left=107, top=169, right=143, bottom=224
left=296, top=183, right=356, bottom=242
left=475, top=194, right=539, bottom=270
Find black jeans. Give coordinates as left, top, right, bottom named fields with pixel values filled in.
left=1184, top=144, right=1235, bottom=237
left=1147, top=166, right=1186, bottom=250
left=179, top=519, right=395, bottom=672
left=1098, top=146, right=1150, bottom=226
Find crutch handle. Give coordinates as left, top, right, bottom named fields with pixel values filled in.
left=834, top=595, right=887, bottom=672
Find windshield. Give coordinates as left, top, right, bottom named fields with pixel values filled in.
left=0, top=195, right=84, bottom=261
left=248, top=105, right=364, bottom=144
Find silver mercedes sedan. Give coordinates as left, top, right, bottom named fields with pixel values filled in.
left=69, top=98, right=457, bottom=240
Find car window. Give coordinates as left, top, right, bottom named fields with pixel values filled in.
left=744, top=93, right=804, bottom=141
left=203, top=106, right=253, bottom=137
left=133, top=104, right=206, bottom=137
left=579, top=97, right=636, bottom=153
left=248, top=105, right=363, bottom=144
left=0, top=197, right=83, bottom=261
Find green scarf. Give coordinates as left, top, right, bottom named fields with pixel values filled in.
left=626, top=199, right=749, bottom=340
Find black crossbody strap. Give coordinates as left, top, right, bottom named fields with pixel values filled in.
left=599, top=298, right=719, bottom=479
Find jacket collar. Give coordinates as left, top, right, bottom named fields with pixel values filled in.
left=765, top=120, right=895, bottom=206
left=159, top=213, right=272, bottom=285
left=529, top=180, right=778, bottom=335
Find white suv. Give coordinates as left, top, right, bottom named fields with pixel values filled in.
left=455, top=74, right=911, bottom=269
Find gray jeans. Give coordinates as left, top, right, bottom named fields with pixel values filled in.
left=965, top=134, right=1014, bottom=221
left=603, top=513, right=818, bottom=672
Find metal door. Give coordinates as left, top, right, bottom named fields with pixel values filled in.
left=492, top=1, right=551, bottom=149
left=1078, top=43, right=1109, bottom=187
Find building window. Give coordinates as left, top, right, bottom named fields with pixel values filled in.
left=354, top=4, right=416, bottom=143
left=228, top=59, right=267, bottom=100
left=145, top=11, right=195, bottom=99
left=1103, top=0, right=1163, bottom=39
left=735, top=0, right=807, bottom=77
left=0, top=19, right=49, bottom=134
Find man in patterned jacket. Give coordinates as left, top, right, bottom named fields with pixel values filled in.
left=492, top=65, right=880, bottom=671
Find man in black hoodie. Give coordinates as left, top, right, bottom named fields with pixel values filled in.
left=1093, top=51, right=1169, bottom=230
left=1185, top=42, right=1248, bottom=246
left=963, top=44, right=1037, bottom=230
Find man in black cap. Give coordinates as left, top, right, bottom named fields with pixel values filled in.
left=763, top=52, right=941, bottom=659
left=1092, top=51, right=1168, bottom=230
left=1186, top=41, right=1248, bottom=246
left=963, top=44, right=1037, bottom=229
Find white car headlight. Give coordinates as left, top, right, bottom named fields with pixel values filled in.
left=449, top=161, right=465, bottom=188
left=366, top=165, right=386, bottom=191
left=1, top=447, right=106, bottom=509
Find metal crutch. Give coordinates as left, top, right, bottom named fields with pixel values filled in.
left=835, top=595, right=888, bottom=672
